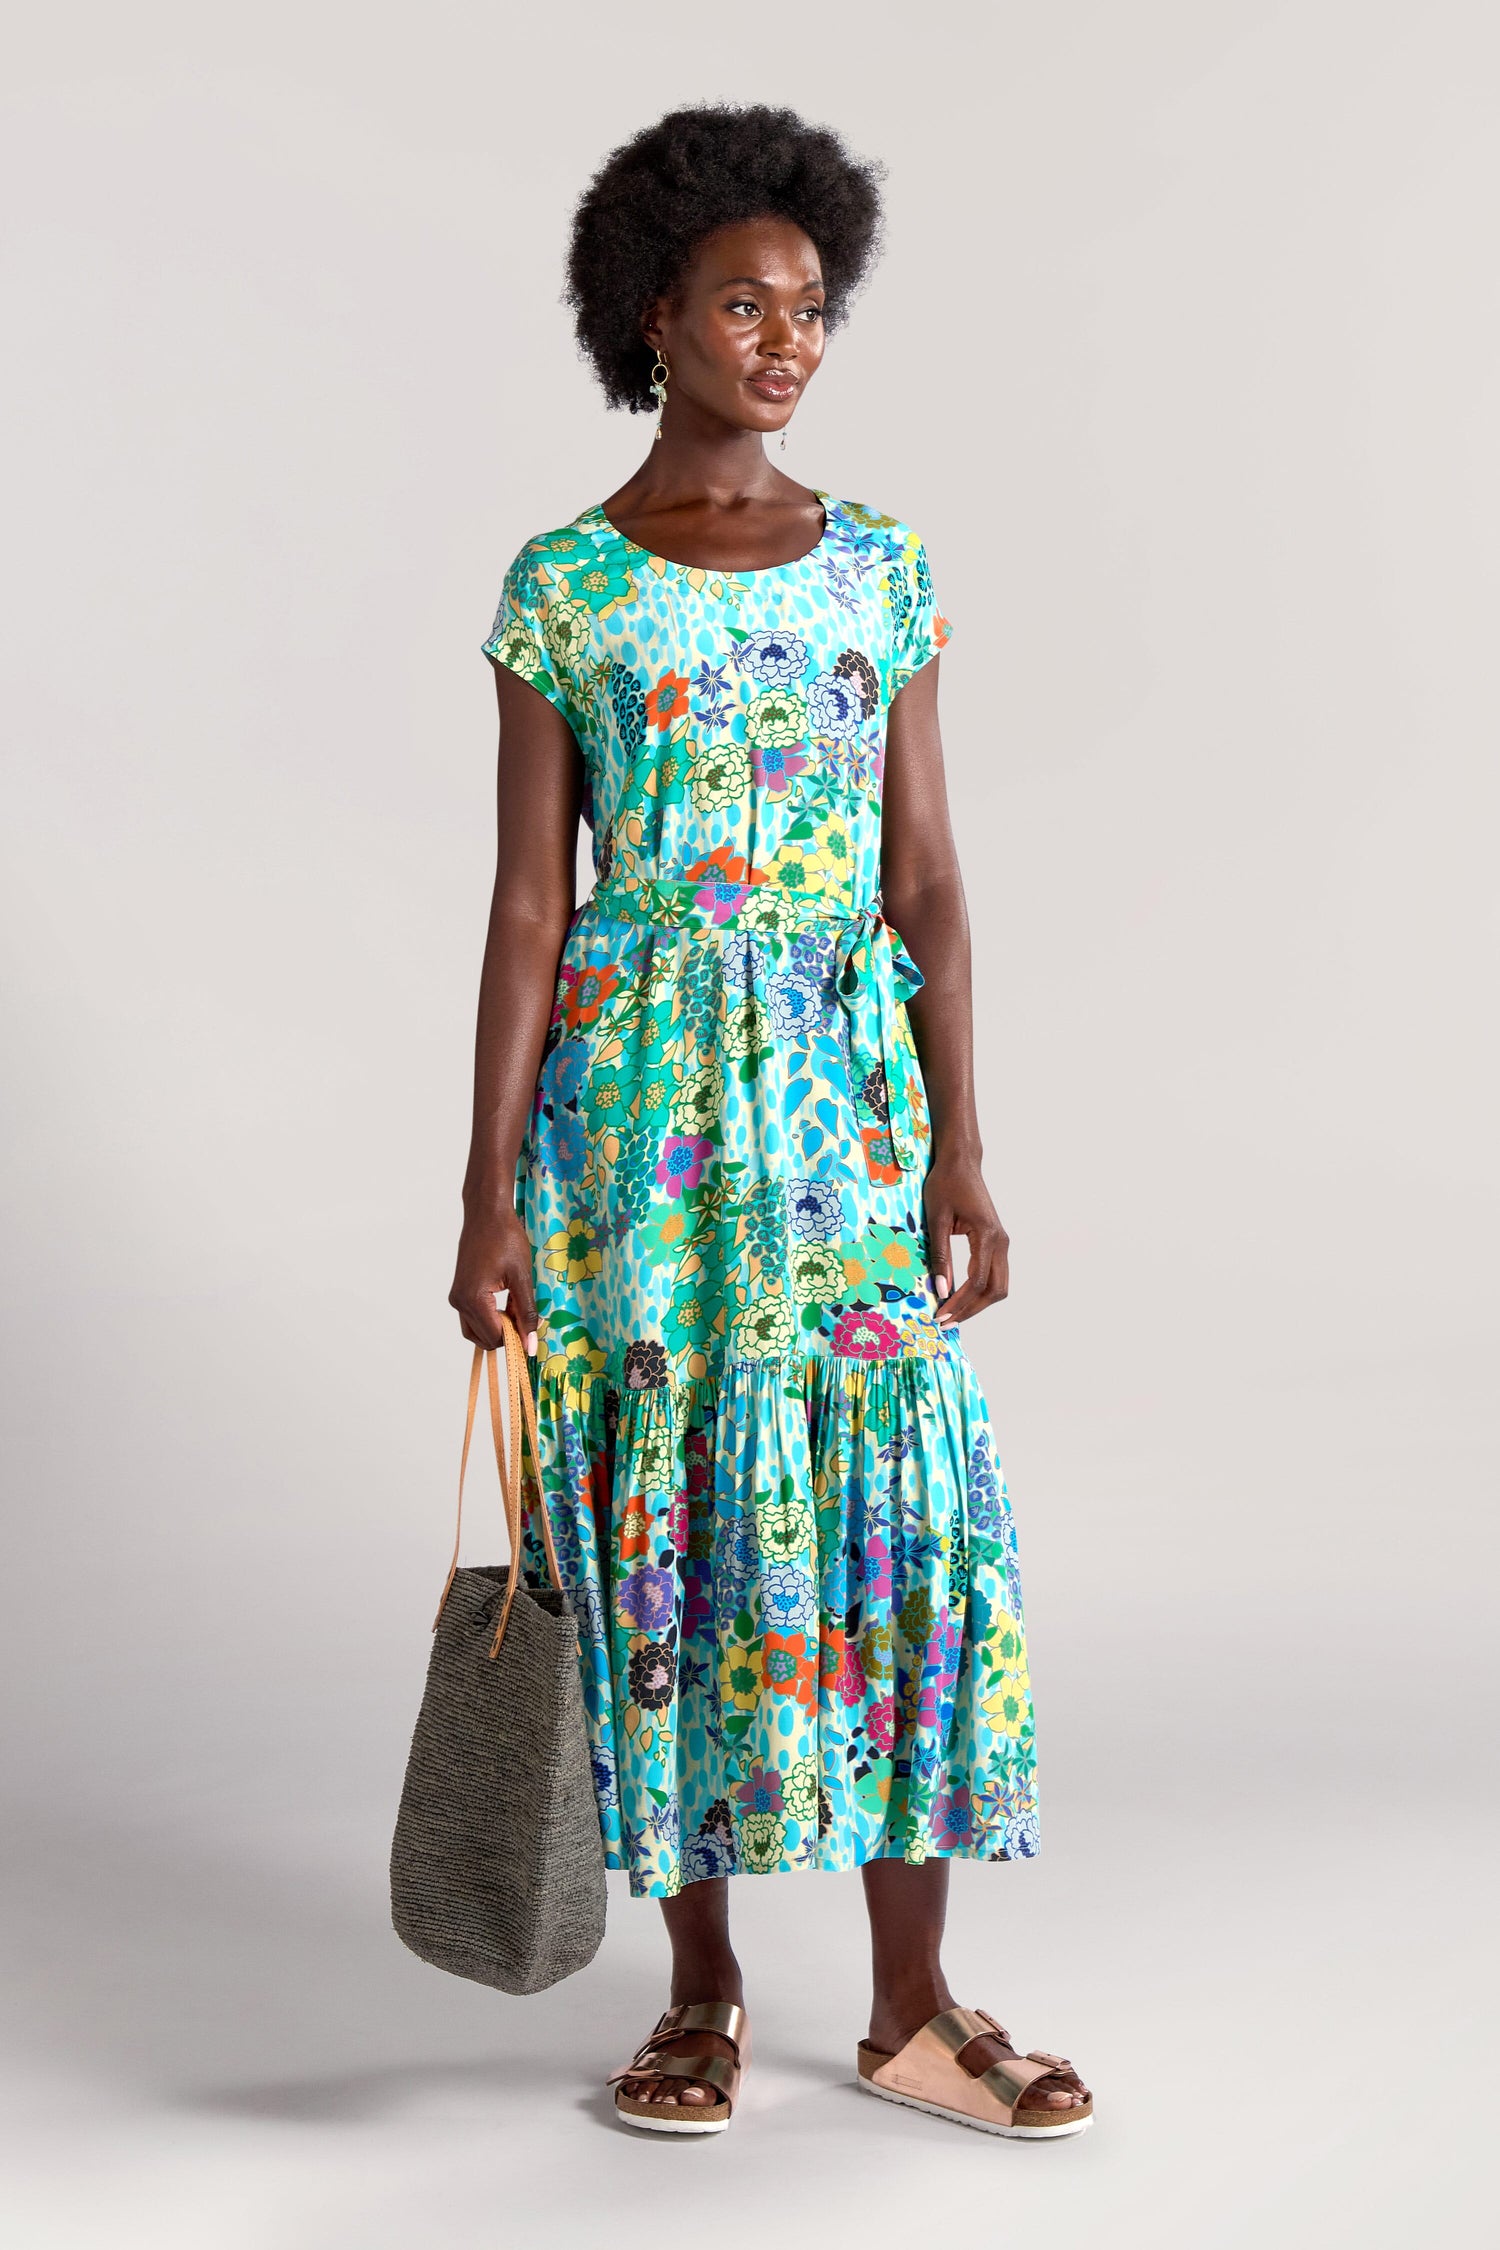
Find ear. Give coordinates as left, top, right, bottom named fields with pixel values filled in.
left=641, top=294, right=671, bottom=353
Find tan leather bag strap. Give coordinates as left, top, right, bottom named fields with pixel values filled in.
left=432, top=1317, right=563, bottom=1656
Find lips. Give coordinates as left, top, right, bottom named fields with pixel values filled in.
left=747, top=372, right=799, bottom=402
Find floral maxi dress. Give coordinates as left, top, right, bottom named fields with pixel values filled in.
left=483, top=493, right=1038, bottom=1897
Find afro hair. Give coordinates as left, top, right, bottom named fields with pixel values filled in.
left=565, top=103, right=885, bottom=413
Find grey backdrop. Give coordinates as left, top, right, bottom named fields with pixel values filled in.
left=4, top=3, right=1496, bottom=2244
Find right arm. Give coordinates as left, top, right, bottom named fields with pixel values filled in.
left=448, top=663, right=584, bottom=1351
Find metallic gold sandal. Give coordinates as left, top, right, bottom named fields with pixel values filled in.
left=608, top=2002, right=749, bottom=2135
left=857, top=2006, right=1092, bottom=2139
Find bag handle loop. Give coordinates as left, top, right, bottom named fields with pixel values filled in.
left=432, top=1316, right=564, bottom=1656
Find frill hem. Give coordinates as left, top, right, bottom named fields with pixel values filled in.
left=514, top=1344, right=1040, bottom=1898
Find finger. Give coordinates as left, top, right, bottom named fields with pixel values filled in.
left=939, top=1228, right=1001, bottom=1325
left=499, top=1263, right=539, bottom=1351
left=926, top=1207, right=953, bottom=1302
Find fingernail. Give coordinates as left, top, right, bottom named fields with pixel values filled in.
left=937, top=1313, right=954, bottom=1326
left=934, top=1274, right=950, bottom=1300
left=526, top=1331, right=538, bottom=1357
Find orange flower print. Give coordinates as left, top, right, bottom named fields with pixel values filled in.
left=683, top=847, right=759, bottom=887
left=861, top=1124, right=903, bottom=1185
left=560, top=956, right=621, bottom=1032
left=645, top=669, right=691, bottom=729
left=763, top=1630, right=817, bottom=1710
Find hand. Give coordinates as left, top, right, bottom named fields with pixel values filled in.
left=449, top=1205, right=538, bottom=1354
left=924, top=1157, right=1010, bottom=1326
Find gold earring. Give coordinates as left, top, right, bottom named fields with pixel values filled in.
left=650, top=351, right=669, bottom=441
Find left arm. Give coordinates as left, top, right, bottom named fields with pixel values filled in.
left=879, top=655, right=1010, bottom=1325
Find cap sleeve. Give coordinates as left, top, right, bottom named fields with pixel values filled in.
left=481, top=543, right=578, bottom=724
left=887, top=534, right=954, bottom=695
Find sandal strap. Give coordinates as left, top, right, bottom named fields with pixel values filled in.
left=867, top=2007, right=1083, bottom=2126
left=657, top=2000, right=746, bottom=2051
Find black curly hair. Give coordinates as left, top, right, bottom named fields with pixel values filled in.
left=565, top=104, right=885, bottom=414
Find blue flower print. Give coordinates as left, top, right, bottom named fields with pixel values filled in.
left=807, top=671, right=865, bottom=739
left=542, top=1039, right=588, bottom=1108
left=690, top=657, right=735, bottom=731
left=1008, top=1811, right=1041, bottom=1859
left=590, top=1741, right=619, bottom=1809
left=618, top=1564, right=676, bottom=1631
left=739, top=629, right=808, bottom=686
left=767, top=972, right=826, bottom=1041
left=681, top=1824, right=737, bottom=1883
left=545, top=1108, right=588, bottom=1180
left=720, top=930, right=762, bottom=992
left=759, top=1562, right=817, bottom=1633
left=788, top=1178, right=844, bottom=1242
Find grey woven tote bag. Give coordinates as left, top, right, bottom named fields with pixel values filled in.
left=390, top=1323, right=606, bottom=1994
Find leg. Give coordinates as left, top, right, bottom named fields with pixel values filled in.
left=619, top=1877, right=745, bottom=2108
left=862, top=1858, right=1088, bottom=2116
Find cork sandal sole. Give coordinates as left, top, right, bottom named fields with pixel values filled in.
left=613, top=2088, right=732, bottom=2134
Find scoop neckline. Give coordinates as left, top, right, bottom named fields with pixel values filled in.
left=589, top=489, right=832, bottom=577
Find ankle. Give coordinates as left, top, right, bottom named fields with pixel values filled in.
left=869, top=1969, right=955, bottom=2043
left=668, top=1955, right=744, bottom=2009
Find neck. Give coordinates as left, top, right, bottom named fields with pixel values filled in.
left=624, top=405, right=787, bottom=508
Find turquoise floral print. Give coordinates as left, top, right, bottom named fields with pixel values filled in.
left=484, top=493, right=1038, bottom=1896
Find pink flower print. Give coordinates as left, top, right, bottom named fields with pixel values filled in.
left=685, top=1427, right=712, bottom=1497
left=693, top=880, right=751, bottom=924
left=734, top=1762, right=785, bottom=1815
left=667, top=1491, right=689, bottom=1555
left=655, top=1133, right=711, bottom=1198
left=867, top=1695, right=897, bottom=1756
left=832, top=1307, right=902, bottom=1360
left=915, top=1617, right=962, bottom=1727
left=749, top=738, right=811, bottom=798
left=837, top=1641, right=867, bottom=1708
left=860, top=1525, right=893, bottom=1605
left=929, top=1784, right=973, bottom=1849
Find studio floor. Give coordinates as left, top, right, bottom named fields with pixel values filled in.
left=3, top=1787, right=1492, bottom=2250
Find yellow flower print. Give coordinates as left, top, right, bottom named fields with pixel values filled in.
left=720, top=997, right=770, bottom=1057
left=781, top=1757, right=819, bottom=1822
left=671, top=1063, right=722, bottom=1135
left=738, top=885, right=798, bottom=934
left=982, top=1669, right=1032, bottom=1739
left=494, top=621, right=545, bottom=678
left=860, top=1621, right=894, bottom=1685
left=541, top=1329, right=605, bottom=1390
left=720, top=1637, right=763, bottom=1713
left=991, top=1609, right=1027, bottom=1672
left=744, top=689, right=808, bottom=748
left=733, top=1293, right=795, bottom=1360
left=764, top=841, right=828, bottom=900
left=690, top=740, right=751, bottom=814
left=541, top=598, right=589, bottom=667
left=737, top=1809, right=788, bottom=1871
left=543, top=1217, right=603, bottom=1285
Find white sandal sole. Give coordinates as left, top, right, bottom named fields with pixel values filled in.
left=858, top=2073, right=1092, bottom=2140
left=614, top=2103, right=729, bottom=2135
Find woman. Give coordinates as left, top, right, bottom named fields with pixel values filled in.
left=450, top=104, right=1090, bottom=2140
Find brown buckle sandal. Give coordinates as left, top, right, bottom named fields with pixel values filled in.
left=607, top=2001, right=750, bottom=2135
left=857, top=2006, right=1092, bottom=2139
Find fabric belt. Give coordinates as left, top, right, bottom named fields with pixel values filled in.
left=581, top=876, right=926, bottom=1174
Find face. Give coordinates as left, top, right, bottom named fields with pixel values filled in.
left=643, top=215, right=827, bottom=436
